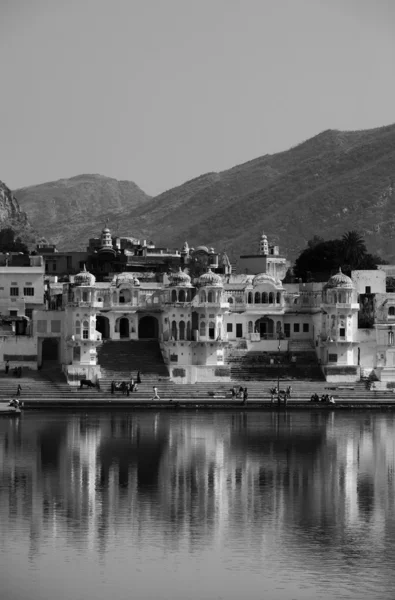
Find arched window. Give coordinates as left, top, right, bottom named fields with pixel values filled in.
left=82, top=320, right=89, bottom=340
left=262, top=292, right=268, bottom=304
left=82, top=291, right=88, bottom=302
left=208, top=321, right=215, bottom=339
left=120, top=289, right=131, bottom=304
left=333, top=292, right=337, bottom=303
left=228, top=297, right=234, bottom=304
left=248, top=321, right=253, bottom=333
left=389, top=307, right=395, bottom=316
left=247, top=292, right=253, bottom=304
left=200, top=290, right=206, bottom=303
left=75, top=320, right=81, bottom=336
left=208, top=291, right=213, bottom=303
left=389, top=331, right=394, bottom=346
left=171, top=290, right=177, bottom=302
left=276, top=292, right=281, bottom=304
left=171, top=320, right=178, bottom=340
left=254, top=292, right=260, bottom=304
left=186, top=321, right=191, bottom=340
left=179, top=320, right=185, bottom=340
left=268, top=292, right=274, bottom=304
left=178, top=289, right=186, bottom=302
left=199, top=320, right=206, bottom=337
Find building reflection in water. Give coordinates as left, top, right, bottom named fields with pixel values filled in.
left=1, top=410, right=395, bottom=565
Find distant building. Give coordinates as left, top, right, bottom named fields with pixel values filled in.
left=1, top=225, right=395, bottom=388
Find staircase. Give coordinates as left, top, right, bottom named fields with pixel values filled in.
left=0, top=368, right=393, bottom=404
left=225, top=344, right=324, bottom=381
left=97, top=340, right=169, bottom=379
left=96, top=340, right=171, bottom=394
left=0, top=364, right=76, bottom=400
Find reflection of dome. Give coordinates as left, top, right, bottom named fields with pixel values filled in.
left=74, top=265, right=96, bottom=287
left=253, top=273, right=276, bottom=286
left=198, top=268, right=223, bottom=287
left=169, top=267, right=192, bottom=287
left=115, top=272, right=140, bottom=287
left=324, top=268, right=353, bottom=289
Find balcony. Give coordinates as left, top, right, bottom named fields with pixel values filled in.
left=244, top=303, right=285, bottom=313
left=193, top=302, right=230, bottom=309
left=66, top=301, right=93, bottom=308
left=321, top=302, right=359, bottom=310
left=320, top=333, right=354, bottom=344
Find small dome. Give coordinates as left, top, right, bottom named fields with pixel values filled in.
left=195, top=245, right=209, bottom=253
left=324, top=267, right=353, bottom=289
left=115, top=272, right=139, bottom=287
left=253, top=273, right=276, bottom=286
left=102, top=227, right=110, bottom=233
left=169, top=267, right=192, bottom=287
left=74, top=265, right=96, bottom=287
left=198, top=268, right=223, bottom=287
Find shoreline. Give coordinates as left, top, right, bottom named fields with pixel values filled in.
left=7, top=398, right=395, bottom=411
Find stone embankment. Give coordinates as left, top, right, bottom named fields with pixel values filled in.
left=1, top=369, right=395, bottom=409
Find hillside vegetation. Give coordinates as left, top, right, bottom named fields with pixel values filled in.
left=14, top=123, right=395, bottom=263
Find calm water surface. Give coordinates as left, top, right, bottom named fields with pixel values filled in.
left=1, top=409, right=395, bottom=600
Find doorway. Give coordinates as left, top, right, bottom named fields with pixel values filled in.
left=138, top=315, right=159, bottom=339
left=96, top=315, right=110, bottom=339
left=42, top=338, right=59, bottom=363
left=120, top=317, right=129, bottom=338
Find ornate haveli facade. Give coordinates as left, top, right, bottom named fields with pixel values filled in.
left=2, top=226, right=395, bottom=389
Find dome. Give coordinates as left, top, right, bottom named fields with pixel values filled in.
left=74, top=265, right=96, bottom=287
left=195, top=245, right=209, bottom=253
left=198, top=268, right=223, bottom=287
left=115, top=272, right=140, bottom=287
left=102, top=227, right=110, bottom=233
left=252, top=273, right=276, bottom=286
left=324, top=267, right=353, bottom=289
left=169, top=267, right=192, bottom=287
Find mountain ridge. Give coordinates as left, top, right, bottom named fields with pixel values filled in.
left=13, top=122, right=395, bottom=262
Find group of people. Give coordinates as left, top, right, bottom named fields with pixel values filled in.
left=8, top=398, right=21, bottom=410
left=310, top=393, right=335, bottom=404
left=110, top=371, right=142, bottom=396
left=4, top=361, right=23, bottom=378
left=230, top=386, right=248, bottom=404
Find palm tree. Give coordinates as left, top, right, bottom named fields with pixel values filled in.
left=341, top=230, right=367, bottom=269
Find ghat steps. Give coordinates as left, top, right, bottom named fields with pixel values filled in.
left=0, top=368, right=391, bottom=402
left=225, top=347, right=324, bottom=381
left=97, top=340, right=169, bottom=380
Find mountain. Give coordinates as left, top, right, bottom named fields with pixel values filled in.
left=0, top=180, right=38, bottom=248
left=15, top=174, right=152, bottom=249
left=14, top=123, right=395, bottom=264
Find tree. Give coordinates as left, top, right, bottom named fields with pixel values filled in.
left=307, top=235, right=325, bottom=249
left=293, top=239, right=343, bottom=281
left=341, top=230, right=367, bottom=269
left=293, top=231, right=387, bottom=281
left=0, top=228, right=28, bottom=253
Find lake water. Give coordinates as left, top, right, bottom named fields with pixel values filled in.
left=1, top=409, right=395, bottom=600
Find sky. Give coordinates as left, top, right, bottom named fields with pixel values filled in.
left=1, top=0, right=394, bottom=196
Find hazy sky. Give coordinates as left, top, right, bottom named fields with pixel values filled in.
left=1, top=0, right=394, bottom=196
